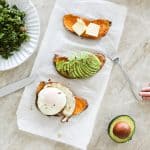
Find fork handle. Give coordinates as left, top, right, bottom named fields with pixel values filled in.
left=117, top=62, right=143, bottom=101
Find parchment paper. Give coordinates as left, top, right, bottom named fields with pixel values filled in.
left=17, top=0, right=127, bottom=149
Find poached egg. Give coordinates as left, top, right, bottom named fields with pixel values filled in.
left=36, top=82, right=76, bottom=121
left=37, top=87, right=67, bottom=115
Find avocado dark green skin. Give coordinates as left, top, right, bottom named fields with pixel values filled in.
left=108, top=115, right=136, bottom=143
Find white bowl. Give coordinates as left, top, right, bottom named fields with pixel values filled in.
left=0, top=0, right=40, bottom=71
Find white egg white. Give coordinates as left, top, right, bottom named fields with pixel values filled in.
left=37, top=87, right=67, bottom=115
left=44, top=83, right=76, bottom=121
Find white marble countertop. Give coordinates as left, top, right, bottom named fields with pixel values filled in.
left=0, top=0, right=150, bottom=150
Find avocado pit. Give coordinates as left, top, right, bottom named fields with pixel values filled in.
left=113, top=121, right=131, bottom=139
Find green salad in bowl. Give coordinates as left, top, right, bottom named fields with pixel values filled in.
left=0, top=0, right=40, bottom=71
left=0, top=0, right=29, bottom=59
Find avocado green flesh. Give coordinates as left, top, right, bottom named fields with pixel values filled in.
left=55, top=52, right=102, bottom=79
left=82, top=58, right=99, bottom=72
left=79, top=62, right=91, bottom=78
left=66, top=61, right=73, bottom=78
left=73, top=62, right=82, bottom=78
left=80, top=57, right=100, bottom=77
left=70, top=63, right=78, bottom=78
left=108, top=115, right=135, bottom=143
left=74, top=62, right=87, bottom=79
left=74, top=61, right=83, bottom=78
left=81, top=63, right=96, bottom=77
left=62, top=63, right=67, bottom=73
left=56, top=61, right=67, bottom=77
left=63, top=63, right=70, bottom=77
left=84, top=61, right=99, bottom=73
left=86, top=57, right=101, bottom=70
left=76, top=62, right=88, bottom=78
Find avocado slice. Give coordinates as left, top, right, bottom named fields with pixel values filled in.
left=78, top=62, right=90, bottom=78
left=80, top=57, right=99, bottom=77
left=86, top=64, right=99, bottom=74
left=64, top=62, right=69, bottom=78
left=73, top=55, right=90, bottom=79
left=79, top=59, right=90, bottom=76
left=76, top=53, right=101, bottom=78
left=75, top=61, right=86, bottom=78
left=56, top=61, right=66, bottom=77
left=65, top=62, right=70, bottom=73
left=84, top=60, right=100, bottom=74
left=86, top=56, right=101, bottom=70
left=81, top=63, right=96, bottom=77
left=108, top=115, right=135, bottom=143
left=54, top=51, right=103, bottom=79
left=62, top=62, right=69, bottom=77
left=70, top=62, right=79, bottom=78
left=72, top=61, right=82, bottom=78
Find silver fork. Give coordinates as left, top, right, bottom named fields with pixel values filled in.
left=106, top=50, right=143, bottom=102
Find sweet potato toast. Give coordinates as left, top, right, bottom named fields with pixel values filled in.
left=63, top=14, right=111, bottom=39
left=36, top=81, right=46, bottom=94
left=36, top=81, right=88, bottom=119
left=53, top=52, right=106, bottom=79
left=73, top=96, right=88, bottom=115
left=95, top=53, right=106, bottom=68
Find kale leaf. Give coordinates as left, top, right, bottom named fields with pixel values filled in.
left=0, top=0, right=29, bottom=59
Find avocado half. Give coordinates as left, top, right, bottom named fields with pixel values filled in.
left=54, top=51, right=105, bottom=79
left=108, top=115, right=135, bottom=143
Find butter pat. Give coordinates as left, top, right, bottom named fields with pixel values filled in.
left=72, top=19, right=86, bottom=36
left=86, top=23, right=100, bottom=37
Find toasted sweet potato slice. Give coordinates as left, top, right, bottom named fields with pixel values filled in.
left=73, top=96, right=88, bottom=115
left=63, top=14, right=111, bottom=39
left=36, top=81, right=46, bottom=95
left=95, top=53, right=106, bottom=68
left=53, top=54, right=68, bottom=63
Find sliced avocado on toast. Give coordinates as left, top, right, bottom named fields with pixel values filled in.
left=54, top=51, right=105, bottom=79
left=108, top=115, right=135, bottom=143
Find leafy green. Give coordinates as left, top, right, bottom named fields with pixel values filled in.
left=0, top=0, right=29, bottom=59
